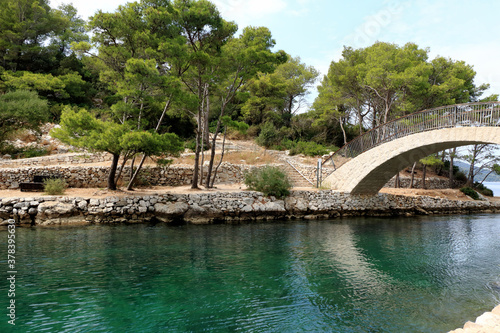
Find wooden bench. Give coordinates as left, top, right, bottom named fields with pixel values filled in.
left=19, top=175, right=60, bottom=192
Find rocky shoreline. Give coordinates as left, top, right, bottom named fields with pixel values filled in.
left=1, top=190, right=499, bottom=226
left=449, top=304, right=500, bottom=332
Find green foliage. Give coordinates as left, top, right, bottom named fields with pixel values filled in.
left=460, top=187, right=480, bottom=200
left=43, top=178, right=68, bottom=195
left=242, top=56, right=318, bottom=126
left=19, top=147, right=50, bottom=159
left=313, top=41, right=488, bottom=141
left=0, top=90, right=50, bottom=142
left=289, top=141, right=333, bottom=157
left=244, top=165, right=292, bottom=198
left=455, top=171, right=468, bottom=182
left=420, top=155, right=444, bottom=167
left=0, top=145, right=50, bottom=159
left=255, top=122, right=280, bottom=148
left=222, top=116, right=249, bottom=134
left=474, top=183, right=493, bottom=197
left=156, top=158, right=173, bottom=168
left=121, top=131, right=184, bottom=157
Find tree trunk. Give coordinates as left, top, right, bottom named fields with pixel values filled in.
left=448, top=148, right=456, bottom=188
left=422, top=164, right=427, bottom=189
left=107, top=153, right=120, bottom=190
left=126, top=98, right=172, bottom=191
left=409, top=162, right=417, bottom=188
left=339, top=117, right=347, bottom=145
left=467, top=148, right=476, bottom=187
left=210, top=125, right=228, bottom=188
left=191, top=127, right=201, bottom=189
left=129, top=156, right=135, bottom=179
left=127, top=154, right=147, bottom=190
left=206, top=98, right=229, bottom=188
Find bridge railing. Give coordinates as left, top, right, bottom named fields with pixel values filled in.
left=323, top=102, right=500, bottom=169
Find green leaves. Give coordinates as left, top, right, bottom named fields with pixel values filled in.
left=52, top=106, right=183, bottom=157
left=244, top=165, right=292, bottom=199
left=0, top=90, right=49, bottom=142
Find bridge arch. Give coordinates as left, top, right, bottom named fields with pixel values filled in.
left=322, top=102, right=500, bottom=195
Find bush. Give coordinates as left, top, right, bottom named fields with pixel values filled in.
left=156, top=158, right=173, bottom=168
left=289, top=141, right=333, bottom=157
left=43, top=178, right=68, bottom=195
left=474, top=182, right=494, bottom=197
left=256, top=122, right=280, bottom=148
left=0, top=144, right=50, bottom=159
left=246, top=125, right=260, bottom=138
left=460, top=187, right=480, bottom=200
left=455, top=171, right=468, bottom=182
left=244, top=165, right=292, bottom=199
left=20, top=147, right=50, bottom=158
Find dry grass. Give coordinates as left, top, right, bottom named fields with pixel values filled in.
left=172, top=150, right=276, bottom=165
left=223, top=151, right=276, bottom=164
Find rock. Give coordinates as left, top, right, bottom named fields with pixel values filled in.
left=37, top=201, right=75, bottom=218
left=154, top=202, right=188, bottom=216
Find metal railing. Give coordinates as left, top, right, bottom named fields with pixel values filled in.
left=323, top=101, right=500, bottom=170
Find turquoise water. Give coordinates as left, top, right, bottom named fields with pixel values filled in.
left=1, top=215, right=500, bottom=332
left=483, top=182, right=500, bottom=196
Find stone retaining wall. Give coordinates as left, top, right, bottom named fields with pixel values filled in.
left=384, top=176, right=463, bottom=189
left=1, top=190, right=498, bottom=225
left=0, top=163, right=260, bottom=189
left=0, top=152, right=112, bottom=168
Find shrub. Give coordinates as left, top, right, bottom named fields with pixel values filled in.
left=460, top=187, right=480, bottom=200
left=156, top=158, right=173, bottom=168
left=244, top=165, right=292, bottom=198
left=256, top=122, right=280, bottom=148
left=43, top=178, right=68, bottom=195
left=246, top=125, right=260, bottom=138
left=455, top=171, right=468, bottom=182
left=20, top=147, right=49, bottom=158
left=474, top=182, right=494, bottom=197
left=289, top=141, right=332, bottom=157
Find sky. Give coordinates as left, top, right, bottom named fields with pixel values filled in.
left=51, top=0, right=500, bottom=106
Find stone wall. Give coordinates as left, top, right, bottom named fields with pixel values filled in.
left=0, top=152, right=112, bottom=168
left=384, top=176, right=463, bottom=189
left=1, top=190, right=498, bottom=225
left=0, top=163, right=261, bottom=189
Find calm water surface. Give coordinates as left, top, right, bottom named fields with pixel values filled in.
left=483, top=182, right=500, bottom=196
left=1, top=214, right=500, bottom=332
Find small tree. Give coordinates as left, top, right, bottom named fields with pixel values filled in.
left=420, top=155, right=443, bottom=189
left=52, top=107, right=183, bottom=190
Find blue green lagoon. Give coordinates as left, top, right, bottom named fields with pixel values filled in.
left=2, top=214, right=500, bottom=332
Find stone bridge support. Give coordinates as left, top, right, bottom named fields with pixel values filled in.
left=323, top=127, right=500, bottom=195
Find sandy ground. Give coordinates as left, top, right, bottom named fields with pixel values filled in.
left=2, top=184, right=497, bottom=202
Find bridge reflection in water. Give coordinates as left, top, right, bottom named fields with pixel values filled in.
left=322, top=102, right=500, bottom=195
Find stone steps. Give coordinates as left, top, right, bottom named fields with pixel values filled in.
left=282, top=162, right=314, bottom=188
left=449, top=304, right=500, bottom=332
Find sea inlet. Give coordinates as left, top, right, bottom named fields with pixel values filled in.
left=1, top=214, right=499, bottom=332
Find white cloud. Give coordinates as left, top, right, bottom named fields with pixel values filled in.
left=212, top=0, right=287, bottom=25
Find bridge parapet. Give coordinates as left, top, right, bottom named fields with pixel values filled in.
left=324, top=102, right=500, bottom=170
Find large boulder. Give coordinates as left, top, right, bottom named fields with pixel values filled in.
left=154, top=201, right=189, bottom=222
left=35, top=201, right=83, bottom=225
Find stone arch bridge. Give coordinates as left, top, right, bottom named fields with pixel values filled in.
left=322, top=102, right=500, bottom=195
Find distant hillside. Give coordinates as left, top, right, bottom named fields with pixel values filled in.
left=454, top=160, right=500, bottom=182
